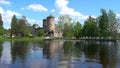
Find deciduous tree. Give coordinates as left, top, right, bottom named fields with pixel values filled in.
left=11, top=15, right=18, bottom=35
left=73, top=21, right=82, bottom=38
left=108, top=10, right=118, bottom=39
left=0, top=14, right=4, bottom=35
left=99, top=9, right=109, bottom=38
left=58, top=15, right=74, bottom=37
left=38, top=29, right=45, bottom=37
left=82, top=16, right=99, bottom=37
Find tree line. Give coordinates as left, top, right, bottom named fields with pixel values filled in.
left=0, top=9, right=120, bottom=39
left=0, top=14, right=32, bottom=37
left=57, top=9, right=120, bottom=39
left=10, top=15, right=32, bottom=37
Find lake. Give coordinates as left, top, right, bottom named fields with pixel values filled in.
left=0, top=40, right=120, bottom=68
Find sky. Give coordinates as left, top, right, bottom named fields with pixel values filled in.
left=0, top=0, right=120, bottom=29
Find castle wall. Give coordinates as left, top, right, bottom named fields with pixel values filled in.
left=54, top=31, right=63, bottom=38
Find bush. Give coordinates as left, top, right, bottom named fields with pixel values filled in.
left=38, top=29, right=45, bottom=37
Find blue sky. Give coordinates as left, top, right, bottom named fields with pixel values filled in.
left=0, top=0, right=120, bottom=29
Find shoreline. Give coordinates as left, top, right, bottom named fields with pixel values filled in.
left=0, top=37, right=118, bottom=42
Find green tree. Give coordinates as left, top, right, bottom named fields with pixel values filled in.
left=11, top=15, right=18, bottom=35
left=17, top=19, right=27, bottom=36
left=11, top=15, right=31, bottom=37
left=21, top=16, right=32, bottom=36
left=25, top=24, right=32, bottom=36
left=108, top=10, right=119, bottom=39
left=38, top=29, right=45, bottom=37
left=99, top=9, right=109, bottom=38
left=0, top=14, right=4, bottom=35
left=58, top=15, right=72, bottom=30
left=73, top=21, right=82, bottom=38
left=63, top=23, right=74, bottom=37
left=57, top=15, right=74, bottom=37
left=82, top=16, right=99, bottom=37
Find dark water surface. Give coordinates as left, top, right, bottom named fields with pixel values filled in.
left=0, top=40, right=120, bottom=68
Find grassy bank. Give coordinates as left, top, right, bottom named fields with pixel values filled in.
left=0, top=36, right=119, bottom=41
left=0, top=36, right=45, bottom=41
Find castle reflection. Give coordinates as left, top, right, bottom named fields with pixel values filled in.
left=43, top=40, right=64, bottom=60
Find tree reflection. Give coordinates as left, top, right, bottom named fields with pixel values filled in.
left=80, top=41, right=118, bottom=68
left=31, top=41, right=41, bottom=50
left=11, top=41, right=29, bottom=64
left=99, top=42, right=109, bottom=68
left=0, top=41, right=3, bottom=62
left=38, top=40, right=45, bottom=48
left=63, top=41, right=73, bottom=56
left=83, top=41, right=100, bottom=62
left=58, top=40, right=118, bottom=68
left=73, top=42, right=83, bottom=57
left=99, top=42, right=118, bottom=68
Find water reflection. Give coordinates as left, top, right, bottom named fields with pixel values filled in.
left=43, top=40, right=64, bottom=60
left=28, top=41, right=44, bottom=68
left=0, top=40, right=119, bottom=68
left=1, top=41, right=11, bottom=64
left=0, top=41, right=3, bottom=63
left=11, top=41, right=29, bottom=64
left=58, top=40, right=119, bottom=68
left=98, top=42, right=118, bottom=68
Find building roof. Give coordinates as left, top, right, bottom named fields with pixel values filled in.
left=33, top=24, right=38, bottom=26
left=43, top=19, right=47, bottom=21
left=47, top=15, right=54, bottom=18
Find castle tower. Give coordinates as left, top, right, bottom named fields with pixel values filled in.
left=47, top=15, right=55, bottom=32
left=43, top=15, right=59, bottom=37
left=43, top=19, right=48, bottom=32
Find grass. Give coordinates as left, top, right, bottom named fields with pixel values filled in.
left=0, top=36, right=119, bottom=41
left=0, top=36, right=45, bottom=41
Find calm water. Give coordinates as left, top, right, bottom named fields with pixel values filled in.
left=0, top=40, right=120, bottom=68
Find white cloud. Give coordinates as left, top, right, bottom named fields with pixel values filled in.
left=22, top=4, right=48, bottom=12
left=21, top=8, right=25, bottom=10
left=0, top=7, right=4, bottom=14
left=116, top=14, right=120, bottom=18
left=55, top=0, right=88, bottom=20
left=0, top=7, right=20, bottom=29
left=0, top=0, right=10, bottom=5
left=50, top=9, right=56, bottom=13
left=91, top=16, right=97, bottom=18
left=27, top=18, right=42, bottom=27
left=3, top=10, right=20, bottom=23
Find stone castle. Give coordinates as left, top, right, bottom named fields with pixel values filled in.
left=43, top=15, right=62, bottom=37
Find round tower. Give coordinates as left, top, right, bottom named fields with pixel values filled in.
left=47, top=15, right=55, bottom=32
left=43, top=19, right=48, bottom=32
